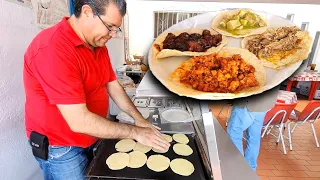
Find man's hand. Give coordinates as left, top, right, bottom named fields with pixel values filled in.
left=134, top=127, right=170, bottom=151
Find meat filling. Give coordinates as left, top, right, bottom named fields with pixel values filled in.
left=179, top=53, right=259, bottom=93
left=245, top=26, right=302, bottom=59
left=160, top=30, right=222, bottom=52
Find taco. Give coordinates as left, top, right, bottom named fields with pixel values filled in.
left=152, top=28, right=227, bottom=59
left=241, top=26, right=313, bottom=69
left=167, top=47, right=266, bottom=99
left=212, top=9, right=268, bottom=38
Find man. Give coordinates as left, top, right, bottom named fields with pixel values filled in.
left=23, top=0, right=170, bottom=179
left=227, top=85, right=279, bottom=171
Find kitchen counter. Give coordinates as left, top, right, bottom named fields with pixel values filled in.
left=134, top=71, right=259, bottom=180
left=85, top=71, right=259, bottom=180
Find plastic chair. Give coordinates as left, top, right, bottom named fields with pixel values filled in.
left=288, top=100, right=320, bottom=150
left=261, top=103, right=297, bottom=154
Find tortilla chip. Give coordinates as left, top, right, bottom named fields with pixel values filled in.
left=241, top=30, right=313, bottom=70
left=211, top=9, right=268, bottom=38
left=166, top=47, right=266, bottom=100
left=152, top=28, right=227, bottom=59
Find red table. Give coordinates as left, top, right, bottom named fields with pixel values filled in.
left=277, top=90, right=297, bottom=104
left=286, top=71, right=320, bottom=100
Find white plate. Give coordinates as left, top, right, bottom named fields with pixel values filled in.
left=148, top=9, right=303, bottom=100
left=161, top=109, right=191, bottom=122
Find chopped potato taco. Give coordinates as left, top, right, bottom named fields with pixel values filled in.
left=152, top=28, right=227, bottom=59
left=242, top=26, right=313, bottom=69
left=212, top=9, right=268, bottom=38
left=166, top=47, right=266, bottom=99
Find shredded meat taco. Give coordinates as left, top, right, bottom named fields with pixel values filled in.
left=242, top=26, right=313, bottom=69
left=167, top=47, right=266, bottom=99
left=152, top=28, right=227, bottom=59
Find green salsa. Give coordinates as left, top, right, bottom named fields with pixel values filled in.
left=218, top=10, right=266, bottom=35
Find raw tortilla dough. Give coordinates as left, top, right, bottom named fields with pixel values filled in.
left=106, top=152, right=129, bottom=170
left=163, top=134, right=173, bottom=143
left=173, top=134, right=189, bottom=144
left=147, top=155, right=170, bottom=172
left=133, top=142, right=152, bottom=153
left=173, top=143, right=193, bottom=156
left=152, top=146, right=169, bottom=153
left=170, top=158, right=195, bottom=176
left=128, top=151, right=147, bottom=168
left=115, top=139, right=136, bottom=152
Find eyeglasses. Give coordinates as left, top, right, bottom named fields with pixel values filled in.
left=96, top=13, right=122, bottom=35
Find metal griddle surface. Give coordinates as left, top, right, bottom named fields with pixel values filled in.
left=85, top=134, right=207, bottom=180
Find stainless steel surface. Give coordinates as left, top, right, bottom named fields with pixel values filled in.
left=134, top=72, right=259, bottom=179
left=135, top=71, right=177, bottom=98
left=200, top=101, right=223, bottom=180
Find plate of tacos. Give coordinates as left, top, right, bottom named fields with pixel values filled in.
left=148, top=9, right=313, bottom=100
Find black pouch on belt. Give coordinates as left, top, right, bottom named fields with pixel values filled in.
left=30, top=131, right=49, bottom=160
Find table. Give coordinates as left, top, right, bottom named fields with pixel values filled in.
left=276, top=90, right=297, bottom=104
left=286, top=71, right=320, bottom=100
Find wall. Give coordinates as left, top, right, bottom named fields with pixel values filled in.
left=0, top=0, right=43, bottom=180
left=127, top=0, right=320, bottom=69
left=106, top=36, right=125, bottom=71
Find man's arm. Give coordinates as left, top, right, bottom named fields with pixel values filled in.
left=57, top=104, right=170, bottom=150
left=107, top=80, right=153, bottom=128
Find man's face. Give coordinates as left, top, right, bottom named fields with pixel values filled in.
left=81, top=3, right=123, bottom=47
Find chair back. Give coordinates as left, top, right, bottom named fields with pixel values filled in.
left=298, top=100, right=320, bottom=121
left=263, top=103, right=297, bottom=126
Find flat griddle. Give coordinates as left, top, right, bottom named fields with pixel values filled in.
left=85, top=134, right=208, bottom=180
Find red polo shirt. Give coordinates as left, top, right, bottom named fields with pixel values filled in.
left=23, top=17, right=116, bottom=148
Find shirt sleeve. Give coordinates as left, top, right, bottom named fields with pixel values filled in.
left=105, top=48, right=117, bottom=83
left=31, top=46, right=86, bottom=105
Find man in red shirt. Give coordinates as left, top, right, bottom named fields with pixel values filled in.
left=23, top=0, right=169, bottom=179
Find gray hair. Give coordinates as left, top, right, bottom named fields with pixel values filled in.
left=74, top=0, right=127, bottom=18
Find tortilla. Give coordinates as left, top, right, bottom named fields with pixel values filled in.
left=173, top=134, right=189, bottom=144
left=106, top=152, right=129, bottom=170
left=152, top=28, right=227, bottom=59
left=170, top=158, right=195, bottom=176
left=115, top=139, right=136, bottom=152
left=128, top=151, right=147, bottom=168
left=167, top=47, right=266, bottom=100
left=173, top=144, right=193, bottom=156
left=147, top=155, right=171, bottom=172
left=211, top=9, right=268, bottom=38
left=152, top=147, right=169, bottom=153
left=133, top=142, right=152, bottom=153
left=163, top=134, right=173, bottom=143
left=241, top=29, right=313, bottom=70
